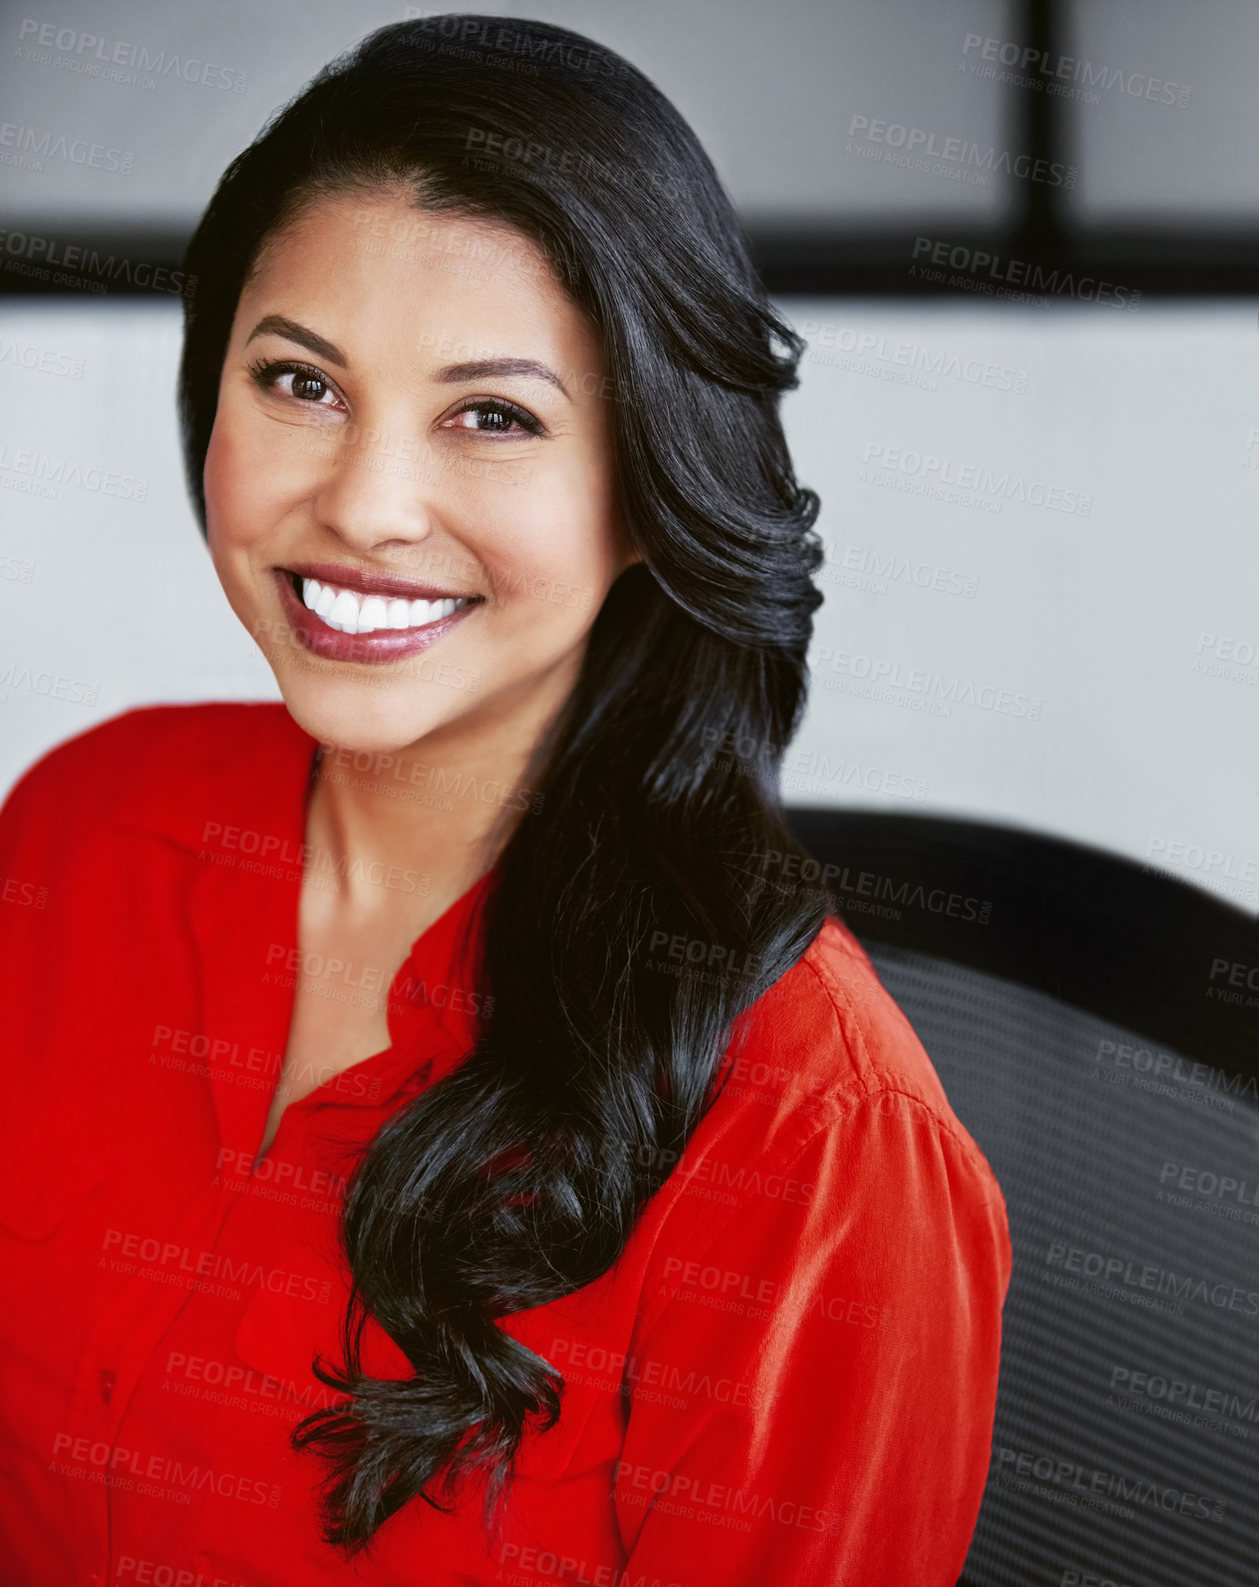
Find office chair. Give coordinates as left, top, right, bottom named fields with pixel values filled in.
left=786, top=808, right=1259, bottom=1587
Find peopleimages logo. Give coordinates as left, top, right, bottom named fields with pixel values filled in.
left=404, top=12, right=625, bottom=78
left=0, top=120, right=133, bottom=173
left=49, top=1433, right=281, bottom=1508
left=1045, top=1240, right=1259, bottom=1317
left=800, top=317, right=1029, bottom=396
left=1108, top=1365, right=1257, bottom=1430
left=994, top=1447, right=1223, bottom=1523
left=909, top=236, right=1141, bottom=310
left=847, top=113, right=1075, bottom=187
left=0, top=337, right=84, bottom=379
left=812, top=645, right=1044, bottom=721
left=16, top=18, right=248, bottom=92
left=860, top=440, right=1092, bottom=516
left=0, top=227, right=194, bottom=296
left=0, top=442, right=148, bottom=501
left=961, top=33, right=1191, bottom=109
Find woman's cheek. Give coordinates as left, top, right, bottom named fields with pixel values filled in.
left=207, top=412, right=298, bottom=547
left=204, top=409, right=256, bottom=542
left=482, top=479, right=613, bottom=616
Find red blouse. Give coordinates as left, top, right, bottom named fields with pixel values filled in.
left=0, top=701, right=1011, bottom=1586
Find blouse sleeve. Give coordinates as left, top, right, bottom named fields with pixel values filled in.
left=612, top=1086, right=1012, bottom=1586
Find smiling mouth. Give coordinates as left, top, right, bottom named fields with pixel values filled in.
left=285, top=570, right=483, bottom=636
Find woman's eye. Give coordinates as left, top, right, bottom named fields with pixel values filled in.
left=285, top=371, right=332, bottom=403
left=443, top=401, right=544, bottom=438
left=247, top=359, right=343, bottom=410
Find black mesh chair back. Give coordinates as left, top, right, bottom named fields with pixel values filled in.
left=786, top=809, right=1259, bottom=1587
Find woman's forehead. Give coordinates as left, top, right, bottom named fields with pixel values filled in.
left=239, top=190, right=588, bottom=346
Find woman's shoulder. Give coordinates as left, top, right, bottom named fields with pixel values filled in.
left=630, top=912, right=1011, bottom=1334
left=1, top=699, right=309, bottom=850
left=8, top=697, right=298, bottom=787
left=704, top=913, right=1001, bottom=1192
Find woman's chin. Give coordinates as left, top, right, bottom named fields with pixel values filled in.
left=273, top=678, right=448, bottom=759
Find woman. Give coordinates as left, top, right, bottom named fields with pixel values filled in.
left=0, top=15, right=1010, bottom=1584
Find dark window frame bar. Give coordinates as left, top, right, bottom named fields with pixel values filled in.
left=3, top=2, right=1257, bottom=301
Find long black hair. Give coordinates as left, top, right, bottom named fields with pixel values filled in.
left=178, top=13, right=829, bottom=1552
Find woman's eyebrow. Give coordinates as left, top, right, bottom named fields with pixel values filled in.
left=436, top=358, right=571, bottom=400
left=243, top=323, right=572, bottom=401
left=245, top=314, right=346, bottom=367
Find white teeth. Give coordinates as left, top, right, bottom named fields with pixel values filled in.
left=299, top=577, right=471, bottom=634
left=329, top=590, right=360, bottom=633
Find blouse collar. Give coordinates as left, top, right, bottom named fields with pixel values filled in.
left=171, top=701, right=500, bottom=1152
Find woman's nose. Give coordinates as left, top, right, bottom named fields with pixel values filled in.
left=311, top=423, right=443, bottom=551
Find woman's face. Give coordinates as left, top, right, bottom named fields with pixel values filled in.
left=204, top=188, right=636, bottom=756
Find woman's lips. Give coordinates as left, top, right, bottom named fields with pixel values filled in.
left=273, top=568, right=481, bottom=665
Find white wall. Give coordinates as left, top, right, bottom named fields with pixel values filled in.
left=2, top=296, right=1253, bottom=909
left=778, top=296, right=1258, bottom=911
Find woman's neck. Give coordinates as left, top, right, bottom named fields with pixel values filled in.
left=302, top=674, right=567, bottom=924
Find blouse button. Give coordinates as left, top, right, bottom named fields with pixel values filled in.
left=98, top=1369, right=116, bottom=1404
